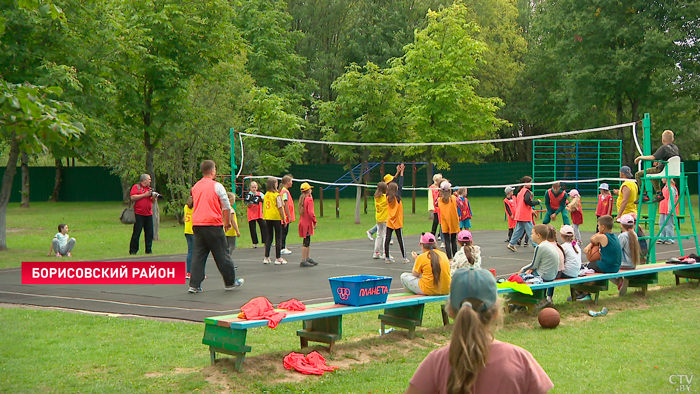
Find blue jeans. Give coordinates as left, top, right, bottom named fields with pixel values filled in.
left=509, top=221, right=534, bottom=247
left=185, top=233, right=194, bottom=273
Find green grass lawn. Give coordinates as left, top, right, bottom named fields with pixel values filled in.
left=2, top=272, right=699, bottom=393
left=4, top=195, right=699, bottom=268
left=2, top=201, right=700, bottom=392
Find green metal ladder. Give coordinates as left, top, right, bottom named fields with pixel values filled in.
left=635, top=114, right=700, bottom=263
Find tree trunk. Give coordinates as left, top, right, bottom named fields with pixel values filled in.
left=0, top=135, right=21, bottom=251
left=20, top=152, right=29, bottom=208
left=121, top=176, right=131, bottom=204
left=50, top=158, right=63, bottom=202
left=145, top=132, right=160, bottom=241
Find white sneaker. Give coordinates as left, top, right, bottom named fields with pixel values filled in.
left=390, top=239, right=394, bottom=245
left=440, top=242, right=445, bottom=248
left=366, top=231, right=374, bottom=241
left=275, top=258, right=288, bottom=265
left=263, top=257, right=271, bottom=264
left=281, top=248, right=292, bottom=255
left=373, top=252, right=381, bottom=259
left=403, top=257, right=411, bottom=264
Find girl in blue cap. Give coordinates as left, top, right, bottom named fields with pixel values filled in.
left=406, top=268, right=553, bottom=394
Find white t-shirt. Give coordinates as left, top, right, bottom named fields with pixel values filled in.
left=54, top=233, right=69, bottom=248
left=561, top=242, right=582, bottom=277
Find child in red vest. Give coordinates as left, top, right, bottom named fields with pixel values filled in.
left=456, top=187, right=472, bottom=230
left=595, top=183, right=613, bottom=233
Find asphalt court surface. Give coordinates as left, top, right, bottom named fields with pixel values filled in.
left=0, top=229, right=693, bottom=322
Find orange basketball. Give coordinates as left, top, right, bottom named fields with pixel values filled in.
left=538, top=307, right=560, bottom=329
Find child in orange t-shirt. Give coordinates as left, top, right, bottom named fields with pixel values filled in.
left=438, top=181, right=460, bottom=259
left=385, top=164, right=407, bottom=263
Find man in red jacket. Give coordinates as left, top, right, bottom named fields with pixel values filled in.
left=188, top=160, right=244, bottom=293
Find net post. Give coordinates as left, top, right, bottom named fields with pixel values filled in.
left=230, top=128, right=237, bottom=193
left=412, top=163, right=417, bottom=214
left=335, top=187, right=340, bottom=218
left=364, top=160, right=368, bottom=214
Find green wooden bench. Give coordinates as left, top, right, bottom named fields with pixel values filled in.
left=203, top=263, right=700, bottom=371
left=203, top=293, right=449, bottom=371
left=501, top=262, right=700, bottom=309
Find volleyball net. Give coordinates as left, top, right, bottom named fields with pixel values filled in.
left=233, top=120, right=642, bottom=193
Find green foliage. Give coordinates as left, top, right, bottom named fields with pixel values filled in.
left=395, top=3, right=506, bottom=169
left=318, top=63, right=407, bottom=164
left=0, top=81, right=84, bottom=152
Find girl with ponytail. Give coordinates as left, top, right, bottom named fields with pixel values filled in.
left=400, top=233, right=451, bottom=295
left=406, top=268, right=553, bottom=394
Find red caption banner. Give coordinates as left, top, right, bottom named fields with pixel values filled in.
left=22, top=261, right=186, bottom=285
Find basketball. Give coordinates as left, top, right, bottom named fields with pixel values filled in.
left=538, top=307, right=560, bottom=329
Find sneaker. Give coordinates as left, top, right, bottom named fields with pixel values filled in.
left=504, top=239, right=511, bottom=243
left=440, top=242, right=445, bottom=248
left=656, top=239, right=665, bottom=244
left=577, top=295, right=592, bottom=302
left=390, top=239, right=394, bottom=245
left=185, top=272, right=191, bottom=279
left=535, top=299, right=553, bottom=310
left=253, top=244, right=258, bottom=249
left=225, top=278, right=244, bottom=290
left=307, top=258, right=318, bottom=266
left=507, top=244, right=517, bottom=252
left=618, top=279, right=628, bottom=296
left=300, top=260, right=315, bottom=267
left=66, top=252, right=72, bottom=257
left=188, top=286, right=203, bottom=293
left=372, top=252, right=381, bottom=259
left=385, top=257, right=394, bottom=264
left=403, top=257, right=411, bottom=264
left=523, top=242, right=529, bottom=247
left=652, top=193, right=664, bottom=203
left=55, top=253, right=62, bottom=258
left=275, top=258, right=288, bottom=265
left=263, top=257, right=272, bottom=264
left=366, top=231, right=374, bottom=241
left=281, top=248, right=292, bottom=255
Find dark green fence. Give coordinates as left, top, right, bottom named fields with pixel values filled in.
left=3, top=161, right=697, bottom=203
left=0, top=167, right=122, bottom=202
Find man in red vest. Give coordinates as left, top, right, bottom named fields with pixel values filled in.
left=507, top=176, right=541, bottom=252
left=542, top=182, right=570, bottom=225
left=187, top=160, right=244, bottom=293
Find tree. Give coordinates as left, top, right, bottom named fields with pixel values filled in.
left=394, top=3, right=506, bottom=171
left=0, top=82, right=84, bottom=250
left=318, top=63, right=407, bottom=224
left=522, top=0, right=698, bottom=163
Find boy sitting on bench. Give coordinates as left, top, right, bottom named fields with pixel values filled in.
left=578, top=215, right=622, bottom=299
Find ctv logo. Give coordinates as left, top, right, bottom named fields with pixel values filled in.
left=669, top=374, right=694, bottom=392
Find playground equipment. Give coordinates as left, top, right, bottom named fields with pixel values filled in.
left=636, top=113, right=699, bottom=263
left=532, top=139, right=622, bottom=198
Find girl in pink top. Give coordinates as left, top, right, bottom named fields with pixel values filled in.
left=406, top=268, right=553, bottom=394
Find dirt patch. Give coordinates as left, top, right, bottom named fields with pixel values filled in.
left=6, top=228, right=29, bottom=233
left=144, top=367, right=198, bottom=378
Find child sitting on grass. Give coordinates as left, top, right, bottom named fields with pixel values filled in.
left=450, top=230, right=481, bottom=274
left=48, top=224, right=76, bottom=257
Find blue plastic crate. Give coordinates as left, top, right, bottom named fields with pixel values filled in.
left=329, top=275, right=393, bottom=307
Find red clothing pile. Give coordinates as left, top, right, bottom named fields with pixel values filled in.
left=239, top=297, right=286, bottom=328
left=283, top=351, right=338, bottom=375
left=278, top=299, right=306, bottom=311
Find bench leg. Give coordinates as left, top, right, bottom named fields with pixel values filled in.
left=676, top=275, right=680, bottom=286
left=641, top=284, right=648, bottom=296
left=210, top=348, right=216, bottom=366
left=300, top=337, right=308, bottom=349
left=440, top=304, right=449, bottom=325
left=593, top=292, right=599, bottom=305
left=234, top=353, right=246, bottom=372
